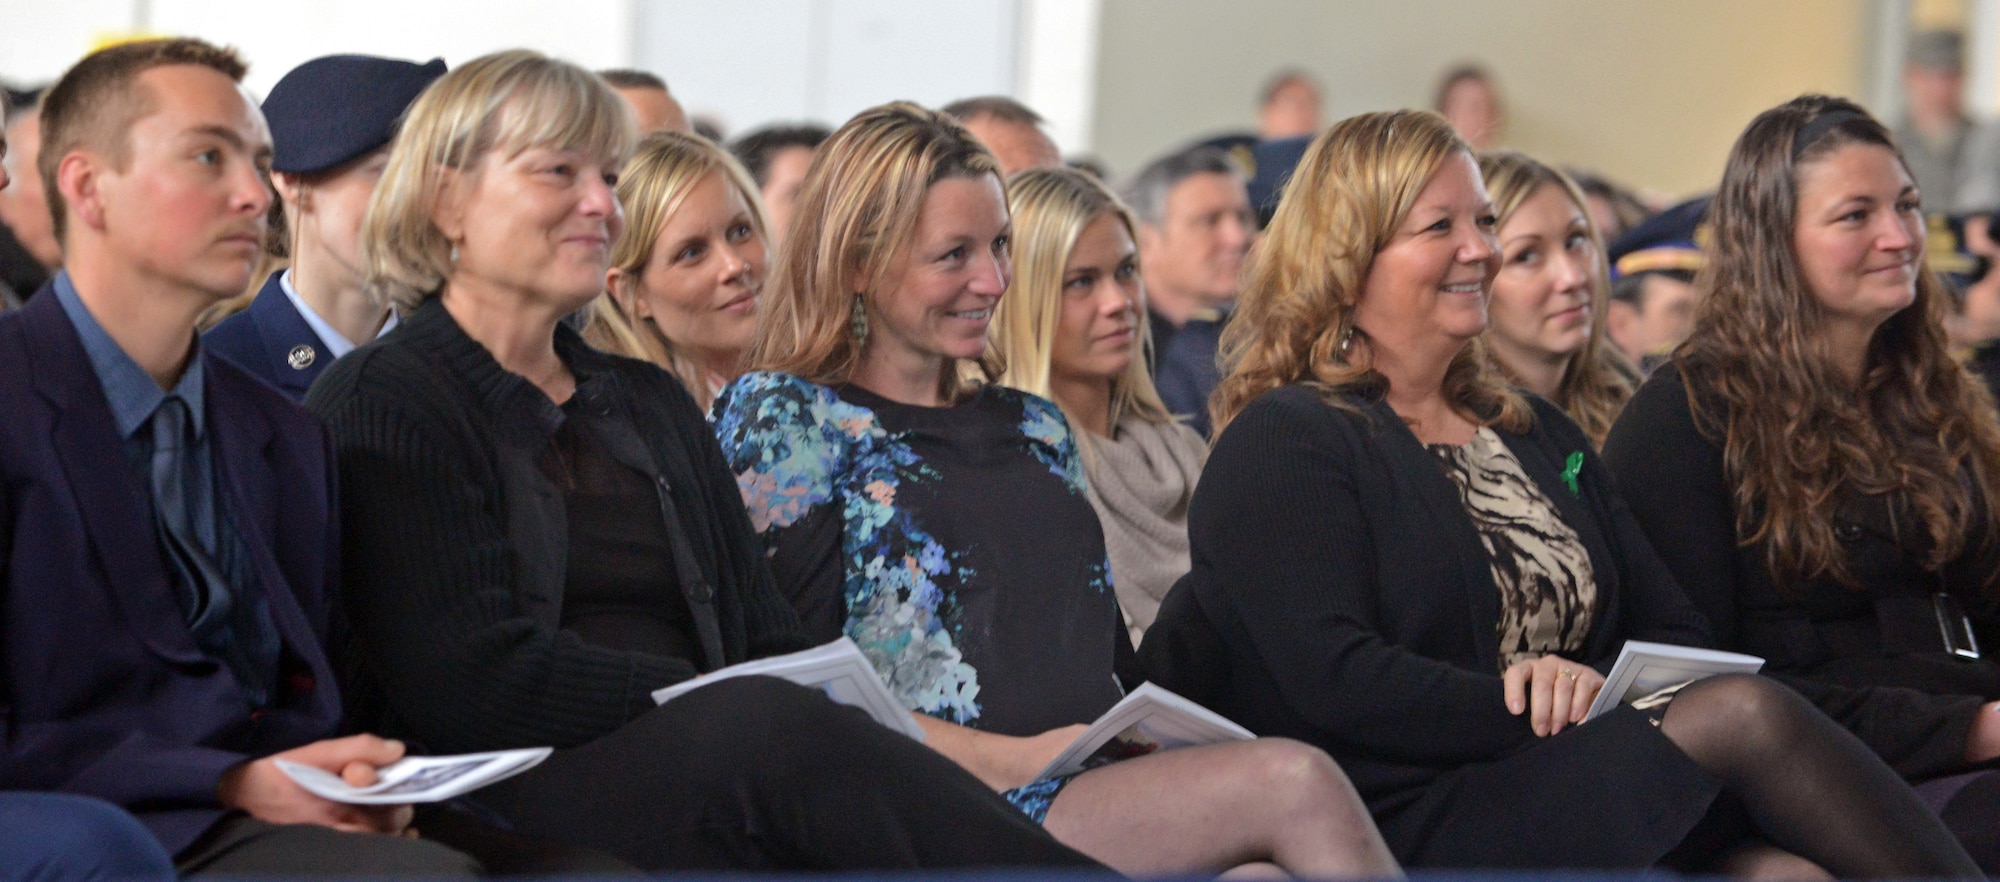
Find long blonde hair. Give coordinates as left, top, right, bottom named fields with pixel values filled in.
left=362, top=49, right=634, bottom=313
left=741, top=102, right=1003, bottom=398
left=1478, top=151, right=1636, bottom=446
left=586, top=131, right=768, bottom=407
left=1211, top=109, right=1529, bottom=435
left=991, top=167, right=1175, bottom=436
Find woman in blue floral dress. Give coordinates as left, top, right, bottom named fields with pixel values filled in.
left=713, top=101, right=1400, bottom=878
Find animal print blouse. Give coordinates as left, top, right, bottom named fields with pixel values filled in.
left=1428, top=427, right=1598, bottom=671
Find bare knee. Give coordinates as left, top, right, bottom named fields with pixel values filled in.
left=1235, top=738, right=1366, bottom=820
left=1717, top=842, right=1834, bottom=881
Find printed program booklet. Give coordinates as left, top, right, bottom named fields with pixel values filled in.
left=277, top=747, right=554, bottom=805
left=1583, top=640, right=1765, bottom=722
left=650, top=637, right=927, bottom=741
left=1034, top=682, right=1256, bottom=781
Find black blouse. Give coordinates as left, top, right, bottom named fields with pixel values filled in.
left=307, top=299, right=813, bottom=754
left=541, top=394, right=697, bottom=660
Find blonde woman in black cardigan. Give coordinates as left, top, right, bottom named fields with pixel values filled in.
left=308, top=50, right=1097, bottom=873
left=1143, top=108, right=1978, bottom=878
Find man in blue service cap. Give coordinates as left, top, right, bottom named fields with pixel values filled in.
left=204, top=54, right=445, bottom=400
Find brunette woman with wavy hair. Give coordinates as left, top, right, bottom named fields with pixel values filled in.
left=1147, top=108, right=1977, bottom=877
left=1477, top=152, right=1638, bottom=445
left=1606, top=94, right=2000, bottom=870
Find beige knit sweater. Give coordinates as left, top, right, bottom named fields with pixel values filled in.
left=1082, top=416, right=1207, bottom=647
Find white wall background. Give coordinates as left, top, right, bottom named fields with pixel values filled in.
left=3, top=1, right=1991, bottom=194
left=0, top=0, right=633, bottom=99
left=0, top=0, right=1087, bottom=148
left=1089, top=0, right=1882, bottom=195
left=634, top=0, right=1020, bottom=140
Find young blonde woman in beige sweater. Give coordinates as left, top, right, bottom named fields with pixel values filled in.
left=990, top=166, right=1205, bottom=646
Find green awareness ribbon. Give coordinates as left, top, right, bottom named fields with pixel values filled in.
left=1560, top=451, right=1584, bottom=496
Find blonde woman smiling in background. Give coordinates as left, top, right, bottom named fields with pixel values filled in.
left=991, top=167, right=1204, bottom=645
left=588, top=131, right=767, bottom=408
left=1477, top=152, right=1637, bottom=445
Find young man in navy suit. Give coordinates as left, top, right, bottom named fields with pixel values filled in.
left=0, top=38, right=483, bottom=875
left=0, top=82, right=178, bottom=882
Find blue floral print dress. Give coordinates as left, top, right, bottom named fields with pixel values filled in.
left=713, top=372, right=1126, bottom=822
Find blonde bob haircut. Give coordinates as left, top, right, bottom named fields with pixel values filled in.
left=1478, top=151, right=1637, bottom=446
left=585, top=130, right=768, bottom=407
left=362, top=49, right=635, bottom=313
left=1211, top=109, right=1529, bottom=435
left=742, top=101, right=1002, bottom=399
left=991, top=166, right=1175, bottom=435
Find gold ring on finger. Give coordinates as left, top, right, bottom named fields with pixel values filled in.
left=1559, top=668, right=1578, bottom=681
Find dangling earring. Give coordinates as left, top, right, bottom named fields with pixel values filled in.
left=850, top=294, right=869, bottom=344
left=1337, top=325, right=1356, bottom=360
left=448, top=242, right=460, bottom=265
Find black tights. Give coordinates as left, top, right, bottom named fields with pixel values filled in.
left=1659, top=674, right=1979, bottom=878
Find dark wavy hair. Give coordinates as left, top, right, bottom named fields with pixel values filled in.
left=1677, top=94, right=2000, bottom=590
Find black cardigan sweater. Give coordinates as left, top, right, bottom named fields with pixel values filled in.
left=1602, top=361, right=1990, bottom=777
left=1145, top=384, right=1711, bottom=810
left=306, top=298, right=812, bottom=755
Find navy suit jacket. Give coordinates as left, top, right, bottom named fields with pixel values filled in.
left=0, top=285, right=344, bottom=854
left=1155, top=309, right=1227, bottom=438
left=204, top=274, right=331, bottom=402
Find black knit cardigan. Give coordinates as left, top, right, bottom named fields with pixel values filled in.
left=307, top=298, right=812, bottom=755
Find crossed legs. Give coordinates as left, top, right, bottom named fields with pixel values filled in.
left=1043, top=737, right=1400, bottom=878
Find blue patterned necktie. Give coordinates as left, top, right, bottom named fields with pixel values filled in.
left=149, top=395, right=278, bottom=706
left=149, top=395, right=228, bottom=631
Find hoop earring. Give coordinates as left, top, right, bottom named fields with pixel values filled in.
left=850, top=294, right=869, bottom=344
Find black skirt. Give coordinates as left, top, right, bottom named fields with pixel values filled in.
left=1375, top=706, right=1721, bottom=868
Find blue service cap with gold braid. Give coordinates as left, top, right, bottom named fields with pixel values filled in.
left=263, top=54, right=447, bottom=175
left=1608, top=196, right=1711, bottom=281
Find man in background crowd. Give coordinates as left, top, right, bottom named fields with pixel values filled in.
left=1, top=88, right=57, bottom=306
left=1895, top=30, right=2000, bottom=215
left=1257, top=69, right=1321, bottom=140
left=1435, top=63, right=1504, bottom=151
left=600, top=68, right=690, bottom=135
left=943, top=95, right=1060, bottom=175
left=730, top=123, right=828, bottom=246
left=1122, top=146, right=1254, bottom=435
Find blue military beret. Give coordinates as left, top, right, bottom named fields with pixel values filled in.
left=263, top=54, right=447, bottom=175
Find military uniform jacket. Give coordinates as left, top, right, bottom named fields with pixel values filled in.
left=205, top=273, right=335, bottom=402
